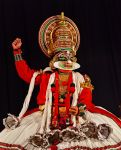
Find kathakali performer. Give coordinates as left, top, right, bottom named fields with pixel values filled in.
left=0, top=12, right=121, bottom=150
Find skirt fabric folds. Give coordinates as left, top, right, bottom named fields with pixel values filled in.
left=0, top=108, right=121, bottom=150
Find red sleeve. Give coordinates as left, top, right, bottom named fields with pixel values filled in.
left=78, top=88, right=95, bottom=109
left=15, top=60, right=41, bottom=84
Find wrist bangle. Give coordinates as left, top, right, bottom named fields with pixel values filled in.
left=14, top=54, right=23, bottom=61
left=13, top=49, right=22, bottom=55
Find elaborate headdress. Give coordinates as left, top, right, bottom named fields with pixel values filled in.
left=38, top=12, right=80, bottom=70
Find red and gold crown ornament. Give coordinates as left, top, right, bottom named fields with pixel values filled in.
left=38, top=12, right=80, bottom=58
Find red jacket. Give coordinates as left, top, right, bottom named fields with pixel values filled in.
left=15, top=59, right=121, bottom=127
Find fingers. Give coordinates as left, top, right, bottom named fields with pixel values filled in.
left=12, top=38, right=21, bottom=46
left=12, top=38, right=22, bottom=50
left=69, top=110, right=77, bottom=115
left=69, top=106, right=78, bottom=111
left=69, top=108, right=76, bottom=112
left=69, top=106, right=78, bottom=116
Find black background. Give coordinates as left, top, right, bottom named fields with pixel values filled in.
left=0, top=0, right=121, bottom=130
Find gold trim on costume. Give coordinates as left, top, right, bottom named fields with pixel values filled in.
left=80, top=74, right=94, bottom=91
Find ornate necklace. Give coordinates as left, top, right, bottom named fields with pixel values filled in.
left=51, top=71, right=75, bottom=128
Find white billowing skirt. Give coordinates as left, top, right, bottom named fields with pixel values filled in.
left=0, top=110, right=121, bottom=150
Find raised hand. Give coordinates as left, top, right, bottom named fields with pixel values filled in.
left=12, top=38, right=22, bottom=50
left=69, top=106, right=78, bottom=116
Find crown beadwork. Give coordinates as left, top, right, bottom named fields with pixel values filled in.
left=38, top=12, right=80, bottom=58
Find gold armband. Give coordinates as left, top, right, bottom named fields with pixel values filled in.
left=80, top=74, right=94, bottom=91
left=39, top=105, right=45, bottom=111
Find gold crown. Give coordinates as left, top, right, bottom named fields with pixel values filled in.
left=38, top=12, right=80, bottom=58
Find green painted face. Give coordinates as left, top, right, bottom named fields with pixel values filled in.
left=58, top=56, right=68, bottom=61
left=57, top=51, right=73, bottom=61
left=58, top=61, right=73, bottom=70
left=51, top=50, right=79, bottom=70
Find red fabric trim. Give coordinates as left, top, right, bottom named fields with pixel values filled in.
left=13, top=48, right=22, bottom=55
left=54, top=72, right=59, bottom=119
left=79, top=88, right=121, bottom=128
left=22, top=108, right=40, bottom=118
left=52, top=72, right=59, bottom=127
left=59, top=69, right=72, bottom=73
left=0, top=141, right=121, bottom=150
left=89, top=106, right=121, bottom=128
left=63, top=141, right=121, bottom=150
left=50, top=145, right=58, bottom=150
left=0, top=142, right=25, bottom=150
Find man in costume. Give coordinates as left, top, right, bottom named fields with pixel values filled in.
left=0, top=12, right=121, bottom=150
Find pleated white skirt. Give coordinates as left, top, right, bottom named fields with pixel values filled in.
left=0, top=110, right=121, bottom=150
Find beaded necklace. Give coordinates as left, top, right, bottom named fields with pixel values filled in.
left=51, top=71, right=75, bottom=128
